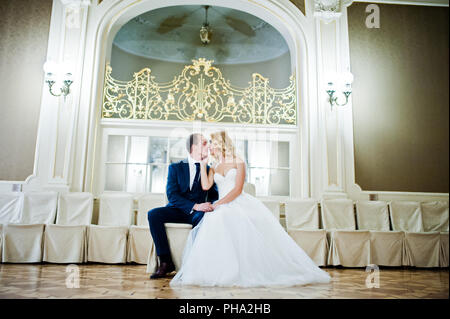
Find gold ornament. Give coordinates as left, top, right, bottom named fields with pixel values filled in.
left=102, top=58, right=297, bottom=125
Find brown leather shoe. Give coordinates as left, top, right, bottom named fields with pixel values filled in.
left=150, top=261, right=175, bottom=279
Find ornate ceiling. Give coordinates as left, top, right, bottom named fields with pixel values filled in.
left=113, top=5, right=289, bottom=65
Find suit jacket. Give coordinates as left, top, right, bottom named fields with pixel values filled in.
left=165, top=158, right=219, bottom=215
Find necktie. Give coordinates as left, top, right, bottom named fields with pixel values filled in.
left=192, top=163, right=201, bottom=189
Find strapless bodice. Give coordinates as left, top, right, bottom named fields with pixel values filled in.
left=214, top=168, right=237, bottom=200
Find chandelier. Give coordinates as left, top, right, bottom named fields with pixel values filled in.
left=199, top=5, right=212, bottom=45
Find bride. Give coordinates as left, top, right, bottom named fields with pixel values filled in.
left=170, top=131, right=331, bottom=287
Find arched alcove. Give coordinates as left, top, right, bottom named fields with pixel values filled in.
left=81, top=0, right=314, bottom=198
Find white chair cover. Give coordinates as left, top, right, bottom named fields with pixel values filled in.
left=87, top=225, right=129, bottom=263
left=43, top=192, right=93, bottom=263
left=0, top=192, right=24, bottom=261
left=440, top=232, right=449, bottom=267
left=355, top=201, right=404, bottom=266
left=127, top=194, right=165, bottom=264
left=0, top=224, right=2, bottom=261
left=21, top=191, right=58, bottom=224
left=2, top=191, right=58, bottom=263
left=404, top=231, right=440, bottom=267
left=2, top=224, right=45, bottom=263
left=370, top=231, right=404, bottom=266
left=389, top=201, right=439, bottom=267
left=87, top=193, right=134, bottom=263
left=285, top=199, right=319, bottom=230
left=261, top=200, right=280, bottom=220
left=243, top=183, right=256, bottom=196
left=146, top=240, right=158, bottom=274
left=389, top=201, right=423, bottom=232
left=146, top=223, right=193, bottom=273
left=0, top=192, right=23, bottom=224
left=421, top=201, right=449, bottom=232
left=165, top=223, right=193, bottom=270
left=355, top=201, right=390, bottom=231
left=327, top=230, right=371, bottom=267
left=287, top=229, right=328, bottom=266
left=56, top=192, right=94, bottom=225
left=136, top=194, right=166, bottom=227
left=320, top=198, right=355, bottom=230
left=127, top=225, right=153, bottom=264
left=43, top=225, right=88, bottom=263
left=322, top=199, right=371, bottom=267
left=98, top=193, right=134, bottom=226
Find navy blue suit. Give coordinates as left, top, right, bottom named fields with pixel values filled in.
left=148, top=159, right=219, bottom=259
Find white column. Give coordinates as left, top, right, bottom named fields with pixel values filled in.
left=24, top=0, right=91, bottom=192
left=313, top=0, right=354, bottom=199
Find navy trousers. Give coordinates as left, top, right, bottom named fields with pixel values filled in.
left=148, top=206, right=204, bottom=258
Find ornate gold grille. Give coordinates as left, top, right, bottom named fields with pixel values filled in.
left=102, top=58, right=296, bottom=125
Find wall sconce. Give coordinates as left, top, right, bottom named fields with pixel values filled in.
left=325, top=71, right=354, bottom=110
left=43, top=61, right=74, bottom=101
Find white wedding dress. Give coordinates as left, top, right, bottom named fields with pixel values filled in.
left=170, top=168, right=331, bottom=287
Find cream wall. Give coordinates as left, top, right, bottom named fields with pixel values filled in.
left=110, top=43, right=292, bottom=88
left=348, top=2, right=449, bottom=193
left=0, top=0, right=53, bottom=181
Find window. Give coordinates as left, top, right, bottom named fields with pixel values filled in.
left=103, top=134, right=291, bottom=196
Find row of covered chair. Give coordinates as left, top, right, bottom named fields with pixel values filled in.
left=1, top=191, right=448, bottom=269
left=0, top=191, right=166, bottom=264
left=0, top=184, right=262, bottom=266
left=284, top=198, right=449, bottom=268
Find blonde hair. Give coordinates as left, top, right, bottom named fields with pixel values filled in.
left=210, top=131, right=236, bottom=162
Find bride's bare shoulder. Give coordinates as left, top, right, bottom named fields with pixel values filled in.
left=235, top=156, right=245, bottom=165
left=213, top=162, right=222, bottom=172
left=234, top=157, right=246, bottom=171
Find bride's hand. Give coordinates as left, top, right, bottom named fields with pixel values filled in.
left=212, top=202, right=220, bottom=210
left=200, top=156, right=209, bottom=166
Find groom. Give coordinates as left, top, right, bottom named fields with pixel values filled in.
left=147, top=133, right=219, bottom=279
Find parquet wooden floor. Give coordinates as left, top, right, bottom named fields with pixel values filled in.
left=0, top=264, right=447, bottom=299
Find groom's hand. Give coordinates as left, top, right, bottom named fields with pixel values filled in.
left=194, top=202, right=214, bottom=212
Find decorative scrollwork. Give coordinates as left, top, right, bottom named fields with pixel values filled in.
left=102, top=58, right=297, bottom=125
